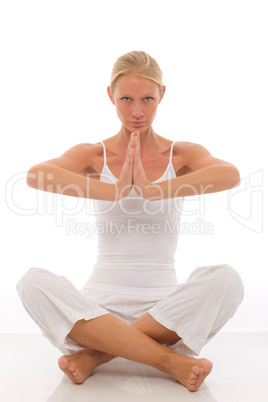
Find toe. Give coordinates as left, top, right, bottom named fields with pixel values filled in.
left=192, top=366, right=200, bottom=375
left=74, top=372, right=84, bottom=383
left=188, top=384, right=197, bottom=392
left=189, top=379, right=197, bottom=385
left=190, top=372, right=197, bottom=380
left=58, top=357, right=69, bottom=370
left=75, top=372, right=82, bottom=380
left=69, top=363, right=76, bottom=373
left=203, top=361, right=213, bottom=374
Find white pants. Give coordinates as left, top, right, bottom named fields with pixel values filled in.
left=16, top=264, right=244, bottom=356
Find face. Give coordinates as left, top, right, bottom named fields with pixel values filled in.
left=107, top=74, right=165, bottom=134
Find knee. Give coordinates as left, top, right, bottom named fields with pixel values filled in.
left=16, top=267, right=47, bottom=301
left=212, top=264, right=244, bottom=305
left=215, top=264, right=243, bottom=287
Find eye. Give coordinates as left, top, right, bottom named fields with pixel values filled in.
left=143, top=97, right=154, bottom=101
left=121, top=97, right=132, bottom=101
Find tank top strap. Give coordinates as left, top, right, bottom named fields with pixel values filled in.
left=169, top=141, right=176, bottom=163
left=100, top=141, right=106, bottom=166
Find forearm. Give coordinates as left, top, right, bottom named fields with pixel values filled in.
left=27, top=163, right=117, bottom=201
left=145, top=164, right=240, bottom=200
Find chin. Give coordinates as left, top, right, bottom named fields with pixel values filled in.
left=128, top=125, right=152, bottom=134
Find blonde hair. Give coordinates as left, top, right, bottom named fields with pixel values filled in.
left=110, top=50, right=164, bottom=94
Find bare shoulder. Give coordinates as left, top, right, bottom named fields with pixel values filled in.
left=173, top=141, right=210, bottom=157
left=172, top=141, right=217, bottom=175
left=60, top=142, right=103, bottom=161
left=173, top=141, right=214, bottom=163
left=173, top=140, right=233, bottom=172
left=58, top=142, right=104, bottom=173
left=32, top=142, right=104, bottom=174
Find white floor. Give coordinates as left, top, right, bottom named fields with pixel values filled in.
left=1, top=332, right=267, bottom=402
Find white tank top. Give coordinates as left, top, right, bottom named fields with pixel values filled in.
left=83, top=140, right=184, bottom=296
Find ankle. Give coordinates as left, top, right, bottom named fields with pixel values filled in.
left=97, top=351, right=115, bottom=365
left=156, top=346, right=176, bottom=375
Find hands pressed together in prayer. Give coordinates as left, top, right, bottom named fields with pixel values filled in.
left=114, top=131, right=152, bottom=200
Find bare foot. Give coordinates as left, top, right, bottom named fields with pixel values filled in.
left=58, top=348, right=113, bottom=384
left=168, top=354, right=213, bottom=392
left=58, top=347, right=212, bottom=391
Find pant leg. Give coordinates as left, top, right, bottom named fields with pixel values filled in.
left=147, top=264, right=244, bottom=356
left=16, top=267, right=109, bottom=354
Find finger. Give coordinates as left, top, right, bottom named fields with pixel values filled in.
left=124, top=143, right=134, bottom=169
left=129, top=145, right=135, bottom=162
left=131, top=131, right=139, bottom=142
left=134, top=132, right=140, bottom=159
left=128, top=136, right=135, bottom=153
left=130, top=132, right=137, bottom=142
left=126, top=149, right=134, bottom=168
left=133, top=131, right=139, bottom=142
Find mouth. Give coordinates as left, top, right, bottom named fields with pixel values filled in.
left=130, top=121, right=146, bottom=127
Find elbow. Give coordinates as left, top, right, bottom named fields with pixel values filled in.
left=26, top=166, right=38, bottom=189
left=229, top=166, right=241, bottom=189
left=26, top=164, right=46, bottom=189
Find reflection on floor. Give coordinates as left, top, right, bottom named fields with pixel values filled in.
left=1, top=332, right=267, bottom=402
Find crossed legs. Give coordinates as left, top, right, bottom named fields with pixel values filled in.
left=18, top=265, right=243, bottom=391
left=58, top=312, right=213, bottom=392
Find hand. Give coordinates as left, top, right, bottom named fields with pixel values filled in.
left=113, top=135, right=135, bottom=200
left=132, top=132, right=152, bottom=198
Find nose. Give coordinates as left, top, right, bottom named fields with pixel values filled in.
left=131, top=101, right=144, bottom=119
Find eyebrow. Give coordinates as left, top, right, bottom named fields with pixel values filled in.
left=119, top=93, right=156, bottom=98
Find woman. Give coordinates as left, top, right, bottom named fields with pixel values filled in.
left=17, top=51, right=244, bottom=392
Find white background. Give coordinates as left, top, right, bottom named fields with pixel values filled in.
left=1, top=0, right=267, bottom=333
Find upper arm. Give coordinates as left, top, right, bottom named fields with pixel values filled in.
left=179, top=142, right=236, bottom=172
left=28, top=143, right=97, bottom=174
